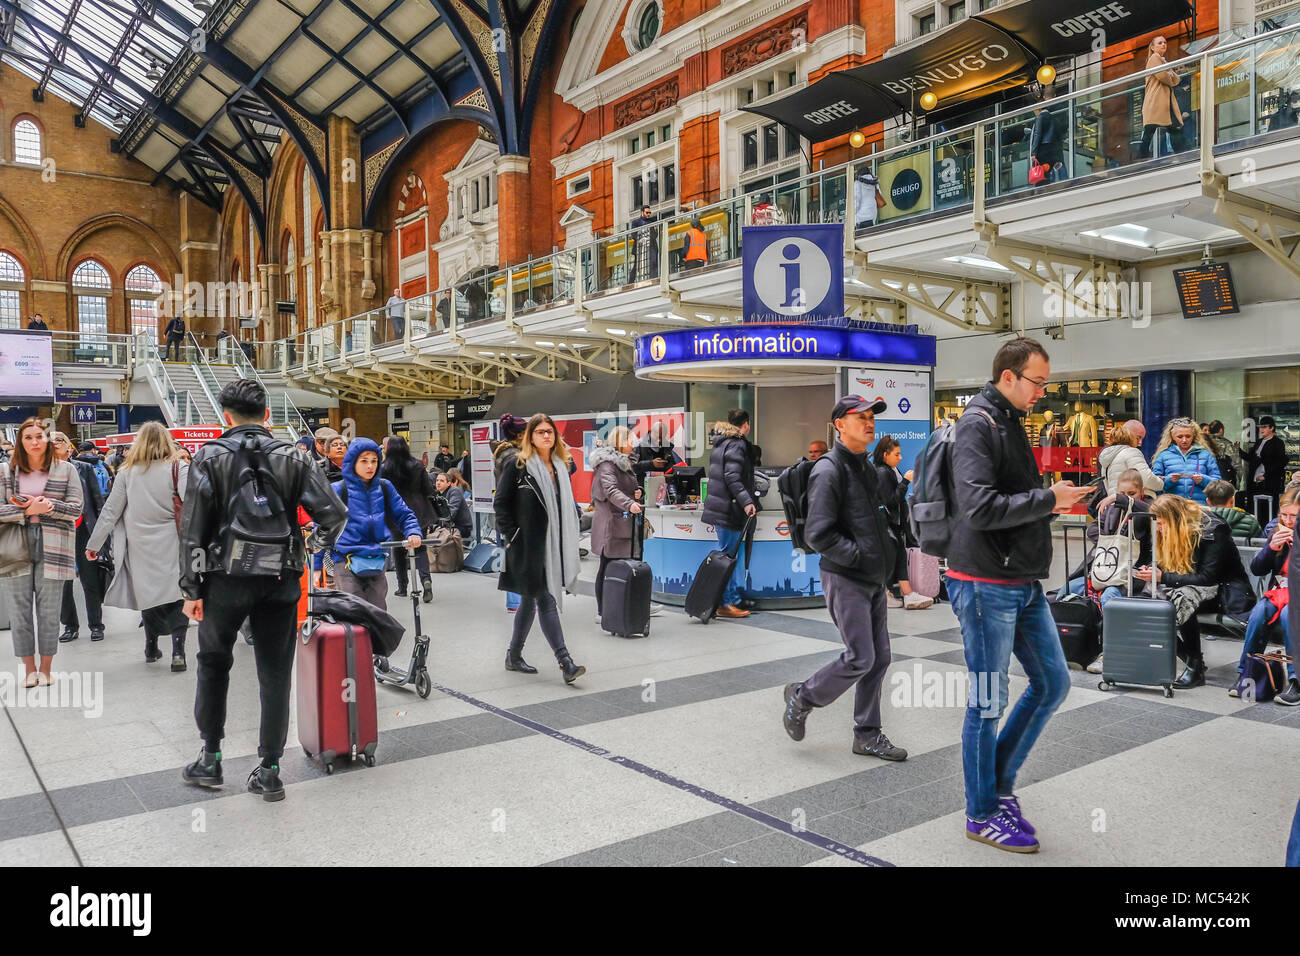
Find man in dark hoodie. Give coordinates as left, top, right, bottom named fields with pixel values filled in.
left=700, top=408, right=758, bottom=619
left=59, top=439, right=109, bottom=643
left=948, top=337, right=1092, bottom=854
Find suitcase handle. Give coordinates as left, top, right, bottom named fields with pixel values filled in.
left=1123, top=511, right=1161, bottom=600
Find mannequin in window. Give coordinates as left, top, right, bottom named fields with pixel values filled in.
left=1038, top=409, right=1059, bottom=447
left=1065, top=401, right=1098, bottom=448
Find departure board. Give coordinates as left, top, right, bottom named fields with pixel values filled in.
left=1173, top=262, right=1240, bottom=318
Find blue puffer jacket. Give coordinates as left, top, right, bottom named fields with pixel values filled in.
left=330, top=438, right=420, bottom=559
left=1151, top=444, right=1221, bottom=504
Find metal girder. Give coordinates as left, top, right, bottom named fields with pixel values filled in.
left=974, top=220, right=1126, bottom=321
left=856, top=260, right=1010, bottom=333
left=409, top=355, right=501, bottom=390
left=1202, top=171, right=1300, bottom=285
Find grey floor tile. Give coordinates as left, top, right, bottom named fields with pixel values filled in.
left=796, top=777, right=876, bottom=813
left=541, top=846, right=634, bottom=867
left=0, top=791, right=51, bottom=823
left=664, top=811, right=770, bottom=850
left=0, top=807, right=63, bottom=841
left=807, top=811, right=888, bottom=848
left=607, top=829, right=712, bottom=866
left=912, top=626, right=964, bottom=644
left=49, top=779, right=147, bottom=827
left=721, top=832, right=832, bottom=866
left=928, top=649, right=969, bottom=667
left=456, top=716, right=535, bottom=745
left=672, top=850, right=747, bottom=866
left=841, top=776, right=965, bottom=834
left=1039, top=728, right=1139, bottom=756
left=750, top=788, right=839, bottom=821
left=1228, top=704, right=1289, bottom=723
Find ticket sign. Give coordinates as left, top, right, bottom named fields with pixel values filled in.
left=1173, top=262, right=1239, bottom=318
left=104, top=426, right=224, bottom=453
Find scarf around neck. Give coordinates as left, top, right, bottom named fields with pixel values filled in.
left=524, top=452, right=579, bottom=610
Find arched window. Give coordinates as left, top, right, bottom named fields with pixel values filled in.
left=0, top=252, right=24, bottom=329
left=125, top=265, right=163, bottom=338
left=283, top=235, right=297, bottom=338
left=72, top=259, right=111, bottom=345
left=13, top=120, right=40, bottom=166
left=302, top=170, right=315, bottom=327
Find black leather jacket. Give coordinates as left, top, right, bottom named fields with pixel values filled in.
left=701, top=424, right=757, bottom=531
left=806, top=441, right=896, bottom=587
left=948, top=383, right=1057, bottom=581
left=179, top=424, right=347, bottom=599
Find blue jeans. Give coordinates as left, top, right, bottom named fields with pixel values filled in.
left=715, top=526, right=747, bottom=607
left=1065, top=577, right=1123, bottom=609
left=1237, top=598, right=1295, bottom=680
left=950, top=578, right=1071, bottom=821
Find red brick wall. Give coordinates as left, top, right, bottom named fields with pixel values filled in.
left=0, top=69, right=188, bottom=334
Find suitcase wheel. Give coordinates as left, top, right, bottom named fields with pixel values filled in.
left=363, top=754, right=376, bottom=768
left=303, top=746, right=313, bottom=759
left=324, top=762, right=335, bottom=775
left=1163, top=686, right=1174, bottom=698
left=1097, top=681, right=1110, bottom=692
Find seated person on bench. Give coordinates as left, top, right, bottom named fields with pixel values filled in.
left=1066, top=468, right=1152, bottom=608
left=1231, top=487, right=1299, bottom=704
left=1205, top=479, right=1262, bottom=539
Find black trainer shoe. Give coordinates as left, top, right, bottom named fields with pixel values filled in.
left=181, top=749, right=223, bottom=788
left=853, top=730, right=908, bottom=761
left=89, top=626, right=105, bottom=642
left=1276, top=680, right=1300, bottom=707
left=783, top=682, right=810, bottom=741
left=247, top=764, right=285, bottom=802
left=58, top=627, right=79, bottom=644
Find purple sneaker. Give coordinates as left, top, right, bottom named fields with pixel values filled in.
left=998, top=793, right=1035, bottom=836
left=965, top=810, right=1039, bottom=853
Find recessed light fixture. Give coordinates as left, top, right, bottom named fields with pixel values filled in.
left=605, top=328, right=627, bottom=335
left=1080, top=225, right=1155, bottom=250
left=943, top=254, right=1012, bottom=273
left=535, top=340, right=555, bottom=347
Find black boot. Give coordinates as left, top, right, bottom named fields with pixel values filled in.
left=421, top=575, right=433, bottom=604
left=58, top=626, right=79, bottom=643
left=181, top=748, right=223, bottom=788
left=505, top=641, right=538, bottom=674
left=246, top=763, right=285, bottom=802
left=144, top=634, right=162, bottom=663
left=171, top=632, right=187, bottom=672
left=1174, top=656, right=1206, bottom=689
left=557, top=649, right=586, bottom=684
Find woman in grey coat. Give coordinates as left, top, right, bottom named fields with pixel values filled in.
left=589, top=427, right=644, bottom=622
left=85, top=422, right=190, bottom=670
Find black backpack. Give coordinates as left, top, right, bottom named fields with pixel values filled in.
left=909, top=408, right=999, bottom=558
left=218, top=435, right=297, bottom=576
left=777, top=457, right=816, bottom=553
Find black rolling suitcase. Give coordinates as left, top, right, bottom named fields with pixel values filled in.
left=601, top=513, right=652, bottom=639
left=1100, top=513, right=1178, bottom=697
left=1047, top=525, right=1102, bottom=669
left=685, top=516, right=754, bottom=624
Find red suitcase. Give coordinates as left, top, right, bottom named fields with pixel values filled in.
left=297, top=619, right=379, bottom=772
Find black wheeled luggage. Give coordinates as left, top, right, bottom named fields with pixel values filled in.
left=601, top=513, right=651, bottom=639
left=1100, top=513, right=1178, bottom=697
left=1047, top=525, right=1102, bottom=669
left=684, top=516, right=754, bottom=624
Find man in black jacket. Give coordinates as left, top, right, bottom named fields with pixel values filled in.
left=949, top=337, right=1092, bottom=853
left=58, top=439, right=109, bottom=643
left=179, top=379, right=347, bottom=802
left=432, top=444, right=456, bottom=472
left=162, top=315, right=186, bottom=361
left=1246, top=415, right=1288, bottom=520
left=782, top=395, right=907, bottom=760
left=700, top=408, right=757, bottom=619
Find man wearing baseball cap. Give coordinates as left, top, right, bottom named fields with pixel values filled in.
left=782, top=394, right=907, bottom=761
left=312, top=427, right=340, bottom=470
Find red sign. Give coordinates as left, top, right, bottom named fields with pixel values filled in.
left=103, top=426, right=225, bottom=453
left=1033, top=447, right=1101, bottom=473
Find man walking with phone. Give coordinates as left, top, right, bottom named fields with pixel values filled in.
left=948, top=338, right=1094, bottom=852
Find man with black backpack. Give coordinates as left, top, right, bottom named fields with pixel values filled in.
left=781, top=395, right=908, bottom=761
left=179, top=379, right=347, bottom=802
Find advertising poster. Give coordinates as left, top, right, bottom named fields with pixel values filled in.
left=547, top=409, right=686, bottom=504
left=0, top=329, right=54, bottom=403
left=876, top=152, right=932, bottom=222
left=843, top=366, right=933, bottom=472
left=470, top=422, right=497, bottom=514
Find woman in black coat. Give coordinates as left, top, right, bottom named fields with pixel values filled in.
left=873, top=436, right=932, bottom=610
left=494, top=413, right=585, bottom=684
left=381, top=435, right=438, bottom=600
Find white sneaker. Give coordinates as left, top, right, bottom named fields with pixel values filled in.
left=887, top=594, right=904, bottom=609
left=594, top=614, right=603, bottom=625
left=903, top=592, right=933, bottom=610
left=649, top=603, right=664, bottom=617
left=1086, top=654, right=1103, bottom=674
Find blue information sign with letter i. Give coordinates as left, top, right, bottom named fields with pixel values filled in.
left=742, top=224, right=844, bottom=324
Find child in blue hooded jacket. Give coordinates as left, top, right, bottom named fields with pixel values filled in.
left=331, top=437, right=422, bottom=610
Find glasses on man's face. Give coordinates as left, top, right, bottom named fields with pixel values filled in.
left=53, top=437, right=68, bottom=445
left=1281, top=510, right=1298, bottom=525
left=1017, top=373, right=1049, bottom=393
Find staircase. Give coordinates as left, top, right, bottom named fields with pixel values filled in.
left=161, top=363, right=222, bottom=423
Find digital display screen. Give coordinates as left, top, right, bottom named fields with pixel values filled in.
left=1173, top=262, right=1240, bottom=319
left=0, top=329, right=55, bottom=403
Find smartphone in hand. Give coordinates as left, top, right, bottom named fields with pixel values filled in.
left=9, top=494, right=30, bottom=506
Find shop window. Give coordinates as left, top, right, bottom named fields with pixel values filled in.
left=0, top=251, right=23, bottom=329
left=125, top=264, right=162, bottom=339
left=13, top=119, right=40, bottom=165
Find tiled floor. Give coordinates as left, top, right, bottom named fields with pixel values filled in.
left=2, top=552, right=1297, bottom=867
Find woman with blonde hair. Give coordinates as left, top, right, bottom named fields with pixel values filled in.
left=1139, top=35, right=1183, bottom=158
left=494, top=413, right=585, bottom=682
left=1151, top=417, right=1220, bottom=505
left=86, top=421, right=191, bottom=670
left=1134, top=494, right=1253, bottom=688
left=445, top=467, right=471, bottom=491
left=0, top=418, right=84, bottom=686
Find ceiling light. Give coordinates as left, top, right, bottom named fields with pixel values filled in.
left=477, top=350, right=496, bottom=356
left=534, top=340, right=555, bottom=347
left=1080, top=225, right=1155, bottom=250
left=943, top=254, right=1012, bottom=273
left=605, top=328, right=626, bottom=335
left=570, top=326, right=587, bottom=332
left=145, top=57, right=164, bottom=81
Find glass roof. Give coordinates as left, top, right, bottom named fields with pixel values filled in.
left=0, top=0, right=208, bottom=131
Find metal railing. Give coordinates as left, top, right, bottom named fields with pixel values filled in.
left=50, top=331, right=135, bottom=367
left=133, top=333, right=214, bottom=427
left=259, top=23, right=1300, bottom=369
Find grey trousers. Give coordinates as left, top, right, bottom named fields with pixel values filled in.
left=336, top=567, right=389, bottom=612
left=799, top=569, right=891, bottom=736
left=6, top=559, right=64, bottom=658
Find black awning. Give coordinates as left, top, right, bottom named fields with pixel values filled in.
left=744, top=0, right=1193, bottom=141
